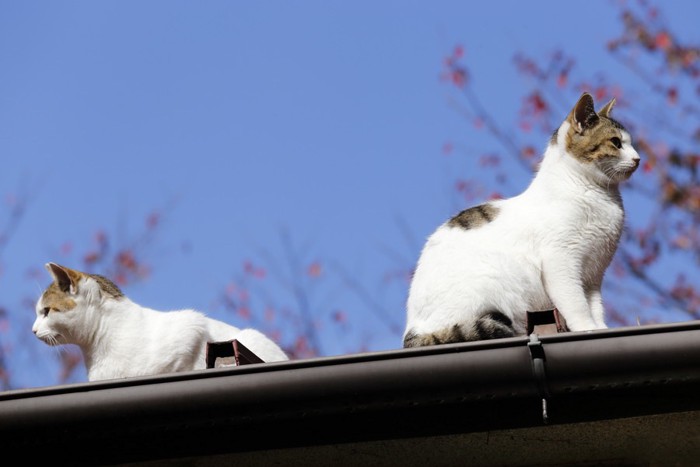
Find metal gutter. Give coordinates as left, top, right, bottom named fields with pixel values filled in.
left=1, top=321, right=700, bottom=465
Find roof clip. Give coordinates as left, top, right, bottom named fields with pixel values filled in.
left=205, top=339, right=265, bottom=368
left=527, top=333, right=551, bottom=424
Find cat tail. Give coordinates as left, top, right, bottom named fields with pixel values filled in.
left=403, top=311, right=516, bottom=348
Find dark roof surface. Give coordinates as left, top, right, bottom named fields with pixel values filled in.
left=2, top=320, right=700, bottom=466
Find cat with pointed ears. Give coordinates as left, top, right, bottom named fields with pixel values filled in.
left=404, top=93, right=640, bottom=347
left=33, top=262, right=289, bottom=381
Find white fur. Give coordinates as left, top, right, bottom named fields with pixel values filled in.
left=33, top=275, right=288, bottom=381
left=405, top=120, right=640, bottom=337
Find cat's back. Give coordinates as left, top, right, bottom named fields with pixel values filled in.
left=144, top=309, right=288, bottom=363
left=136, top=308, right=212, bottom=354
left=418, top=196, right=540, bottom=261
left=148, top=307, right=210, bottom=332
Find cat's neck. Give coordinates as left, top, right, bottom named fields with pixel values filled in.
left=534, top=140, right=622, bottom=199
left=78, top=297, right=148, bottom=368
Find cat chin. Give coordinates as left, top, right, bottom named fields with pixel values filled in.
left=613, top=167, right=638, bottom=182
left=37, top=334, right=62, bottom=346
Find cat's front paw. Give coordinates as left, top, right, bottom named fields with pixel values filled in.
left=566, top=321, right=607, bottom=333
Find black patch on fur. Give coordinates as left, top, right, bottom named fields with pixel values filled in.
left=474, top=311, right=516, bottom=340
left=403, top=329, right=423, bottom=348
left=448, top=203, right=499, bottom=230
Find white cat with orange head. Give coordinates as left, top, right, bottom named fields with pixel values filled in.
left=33, top=262, right=288, bottom=381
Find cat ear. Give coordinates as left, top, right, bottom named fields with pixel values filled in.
left=598, top=98, right=616, bottom=118
left=571, top=93, right=599, bottom=133
left=45, top=262, right=81, bottom=294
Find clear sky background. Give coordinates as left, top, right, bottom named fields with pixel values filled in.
left=2, top=1, right=699, bottom=388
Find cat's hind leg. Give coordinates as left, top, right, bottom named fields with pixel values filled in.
left=403, top=311, right=516, bottom=348
left=403, top=324, right=466, bottom=348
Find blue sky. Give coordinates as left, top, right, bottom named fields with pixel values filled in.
left=1, top=1, right=698, bottom=388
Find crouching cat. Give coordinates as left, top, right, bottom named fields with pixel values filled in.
left=33, top=262, right=289, bottom=381
left=404, top=93, right=640, bottom=347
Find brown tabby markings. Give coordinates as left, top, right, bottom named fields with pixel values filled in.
left=403, top=325, right=463, bottom=348
left=89, top=273, right=124, bottom=298
left=403, top=311, right=515, bottom=347
left=40, top=270, right=124, bottom=313
left=40, top=283, right=77, bottom=312
left=564, top=94, right=627, bottom=164
left=448, top=203, right=499, bottom=230
left=565, top=118, right=625, bottom=164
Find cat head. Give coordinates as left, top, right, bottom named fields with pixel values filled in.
left=554, top=92, right=640, bottom=184
left=32, top=262, right=124, bottom=346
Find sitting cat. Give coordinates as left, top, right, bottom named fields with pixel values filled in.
left=33, top=262, right=289, bottom=381
left=404, top=93, right=640, bottom=347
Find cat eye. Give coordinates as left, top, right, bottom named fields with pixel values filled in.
left=610, top=137, right=622, bottom=149
left=42, top=307, right=51, bottom=317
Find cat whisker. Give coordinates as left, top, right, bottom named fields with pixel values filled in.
left=33, top=279, right=44, bottom=296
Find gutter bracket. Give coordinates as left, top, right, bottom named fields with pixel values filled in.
left=205, top=339, right=265, bottom=369
left=527, top=333, right=551, bottom=424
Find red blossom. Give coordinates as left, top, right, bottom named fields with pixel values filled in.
left=442, top=142, right=453, bottom=155
left=243, top=260, right=266, bottom=278
left=655, top=31, right=672, bottom=51
left=293, top=336, right=312, bottom=357
left=527, top=93, right=548, bottom=115
left=264, top=307, right=275, bottom=322
left=479, top=154, right=500, bottom=167
left=594, top=86, right=608, bottom=101
left=521, top=146, right=537, bottom=159
left=225, top=282, right=237, bottom=296
left=238, top=306, right=251, bottom=320
left=332, top=310, right=348, bottom=324
left=451, top=68, right=468, bottom=88
left=238, top=288, right=250, bottom=302
left=114, top=273, right=128, bottom=286
left=557, top=71, right=568, bottom=88
left=667, top=87, right=678, bottom=105
left=146, top=211, right=160, bottom=229
left=519, top=121, right=532, bottom=132
left=672, top=235, right=691, bottom=249
left=307, top=262, right=322, bottom=278
left=83, top=252, right=100, bottom=265
left=94, top=229, right=107, bottom=245
left=117, top=250, right=137, bottom=270
left=60, top=242, right=73, bottom=256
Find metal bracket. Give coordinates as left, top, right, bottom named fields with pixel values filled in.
left=527, top=333, right=551, bottom=424
left=526, top=308, right=568, bottom=335
left=206, top=339, right=265, bottom=369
